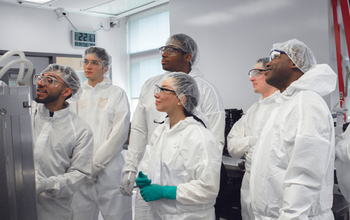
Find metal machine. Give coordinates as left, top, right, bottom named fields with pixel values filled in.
left=0, top=50, right=37, bottom=220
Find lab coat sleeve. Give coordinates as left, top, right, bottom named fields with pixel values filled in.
left=93, top=91, right=130, bottom=166
left=227, top=115, right=254, bottom=159
left=122, top=85, right=149, bottom=173
left=40, top=126, right=94, bottom=198
left=176, top=127, right=222, bottom=205
left=197, top=79, right=225, bottom=148
left=278, top=94, right=334, bottom=219
left=207, top=111, right=226, bottom=148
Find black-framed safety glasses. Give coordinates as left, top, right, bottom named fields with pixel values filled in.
left=269, top=50, right=287, bottom=62
left=154, top=84, right=176, bottom=96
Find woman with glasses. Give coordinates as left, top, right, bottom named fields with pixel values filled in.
left=136, top=72, right=222, bottom=220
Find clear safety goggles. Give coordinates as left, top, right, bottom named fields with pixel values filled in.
left=83, top=59, right=102, bottom=68
left=159, top=46, right=186, bottom=57
left=154, top=84, right=176, bottom=96
left=269, top=50, right=287, bottom=62
left=33, top=74, right=67, bottom=87
left=248, top=69, right=266, bottom=78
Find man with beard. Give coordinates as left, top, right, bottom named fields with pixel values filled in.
left=32, top=64, right=94, bottom=220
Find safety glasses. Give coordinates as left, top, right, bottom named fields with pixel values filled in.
left=154, top=84, right=176, bottom=96
left=269, top=50, right=287, bottom=62
left=83, top=59, right=102, bottom=68
left=248, top=69, right=266, bottom=78
left=33, top=75, right=67, bottom=87
left=159, top=46, right=186, bottom=57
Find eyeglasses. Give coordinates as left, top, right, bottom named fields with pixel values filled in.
left=33, top=74, right=67, bottom=87
left=269, top=50, right=287, bottom=62
left=154, top=85, right=176, bottom=96
left=248, top=69, right=266, bottom=78
left=83, top=59, right=102, bottom=68
left=159, top=46, right=186, bottom=57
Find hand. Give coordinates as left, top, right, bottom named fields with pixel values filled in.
left=136, top=171, right=151, bottom=189
left=140, top=184, right=176, bottom=202
left=87, top=163, right=105, bottom=184
left=36, top=179, right=43, bottom=196
left=120, top=171, right=136, bottom=196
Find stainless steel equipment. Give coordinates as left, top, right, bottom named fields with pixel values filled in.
left=0, top=50, right=37, bottom=220
left=0, top=86, right=37, bottom=220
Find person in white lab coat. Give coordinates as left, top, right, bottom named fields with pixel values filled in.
left=227, top=57, right=279, bottom=220
left=70, top=47, right=132, bottom=220
left=335, top=125, right=350, bottom=204
left=137, top=72, right=222, bottom=219
left=250, top=39, right=336, bottom=219
left=32, top=64, right=94, bottom=220
left=120, top=33, right=225, bottom=219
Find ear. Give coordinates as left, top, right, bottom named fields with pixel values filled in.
left=178, top=95, right=186, bottom=107
left=290, top=62, right=298, bottom=70
left=103, top=66, right=109, bottom=74
left=61, top=87, right=72, bottom=98
left=183, top=53, right=192, bottom=63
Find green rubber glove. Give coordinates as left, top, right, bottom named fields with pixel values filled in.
left=140, top=184, right=177, bottom=202
left=135, top=171, right=151, bottom=189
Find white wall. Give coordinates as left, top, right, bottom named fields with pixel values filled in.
left=0, top=3, right=128, bottom=90
left=169, top=0, right=334, bottom=112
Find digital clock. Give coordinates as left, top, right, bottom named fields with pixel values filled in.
left=72, top=31, right=96, bottom=48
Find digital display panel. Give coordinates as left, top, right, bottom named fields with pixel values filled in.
left=72, top=31, right=96, bottom=48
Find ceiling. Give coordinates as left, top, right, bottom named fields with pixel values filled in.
left=0, top=0, right=168, bottom=17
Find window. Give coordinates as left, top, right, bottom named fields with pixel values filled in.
left=128, top=4, right=170, bottom=113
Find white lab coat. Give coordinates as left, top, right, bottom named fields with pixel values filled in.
left=250, top=64, right=336, bottom=219
left=335, top=126, right=350, bottom=204
left=32, top=102, right=93, bottom=220
left=123, top=67, right=225, bottom=174
left=70, top=77, right=132, bottom=220
left=227, top=90, right=279, bottom=220
left=142, top=117, right=222, bottom=220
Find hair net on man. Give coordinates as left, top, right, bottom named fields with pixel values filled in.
left=271, top=38, right=317, bottom=73
left=164, top=72, right=199, bottom=114
left=166, top=33, right=200, bottom=67
left=84, top=46, right=110, bottom=76
left=41, top=64, right=81, bottom=100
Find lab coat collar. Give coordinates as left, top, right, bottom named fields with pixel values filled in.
left=38, top=102, right=70, bottom=121
left=277, top=64, right=337, bottom=103
left=188, top=67, right=204, bottom=78
left=163, top=116, right=203, bottom=132
left=82, top=76, right=112, bottom=90
left=164, top=67, right=204, bottom=78
left=258, top=90, right=280, bottom=105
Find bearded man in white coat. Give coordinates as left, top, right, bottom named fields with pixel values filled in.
left=120, top=33, right=225, bottom=219
left=70, top=47, right=132, bottom=220
left=32, top=64, right=93, bottom=220
left=250, top=39, right=336, bottom=219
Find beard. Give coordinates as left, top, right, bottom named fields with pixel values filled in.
left=35, top=87, right=63, bottom=104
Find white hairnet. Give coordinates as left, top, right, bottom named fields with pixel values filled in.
left=271, top=39, right=317, bottom=73
left=166, top=33, right=200, bottom=67
left=164, top=72, right=199, bottom=114
left=41, top=64, right=81, bottom=100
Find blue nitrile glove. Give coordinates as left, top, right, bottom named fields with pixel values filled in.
left=140, top=184, right=177, bottom=202
left=135, top=171, right=152, bottom=189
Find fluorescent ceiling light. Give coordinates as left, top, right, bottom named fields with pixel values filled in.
left=24, top=0, right=52, bottom=3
